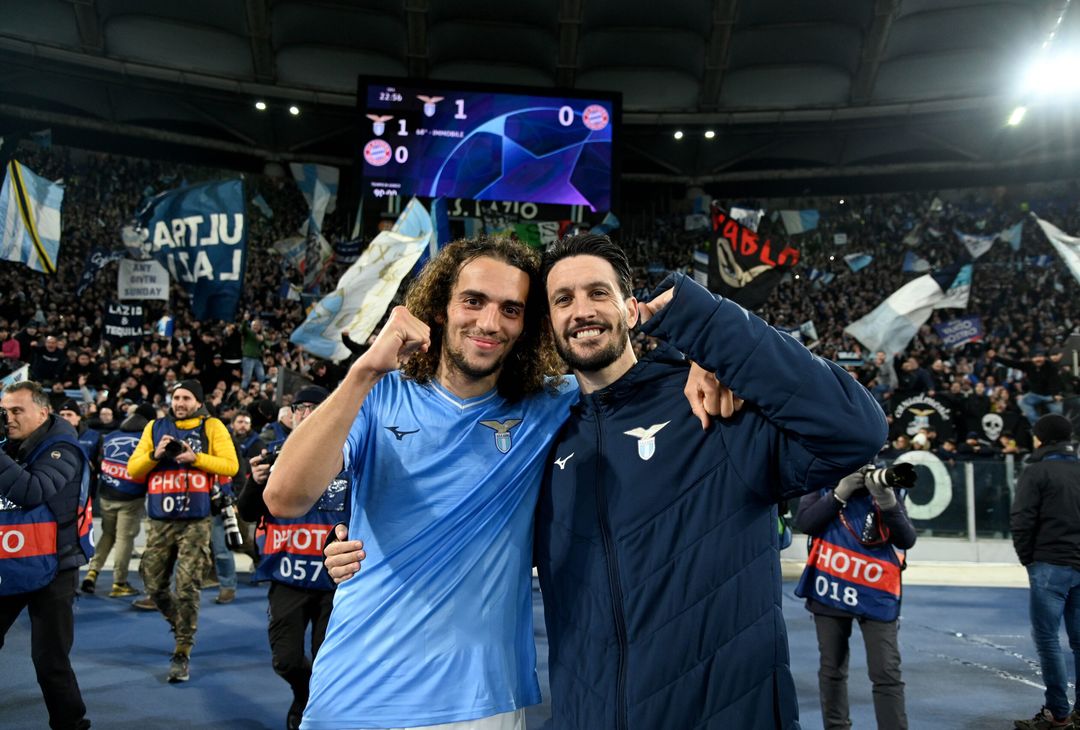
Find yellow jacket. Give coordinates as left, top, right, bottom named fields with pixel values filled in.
left=127, top=414, right=239, bottom=480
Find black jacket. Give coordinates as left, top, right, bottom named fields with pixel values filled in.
left=0, top=415, right=88, bottom=571
left=1011, top=441, right=1080, bottom=568
left=994, top=355, right=1064, bottom=396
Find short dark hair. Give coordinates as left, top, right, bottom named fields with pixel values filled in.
left=540, top=233, right=634, bottom=299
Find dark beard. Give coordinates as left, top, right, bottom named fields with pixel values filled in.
left=443, top=342, right=507, bottom=382
left=554, top=321, right=629, bottom=372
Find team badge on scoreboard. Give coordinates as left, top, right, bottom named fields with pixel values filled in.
left=364, top=139, right=393, bottom=167
left=582, top=105, right=610, bottom=131
left=366, top=114, right=393, bottom=136
left=417, top=95, right=445, bottom=117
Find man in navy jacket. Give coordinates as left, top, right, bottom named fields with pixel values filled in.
left=0, top=381, right=92, bottom=730
left=533, top=235, right=886, bottom=730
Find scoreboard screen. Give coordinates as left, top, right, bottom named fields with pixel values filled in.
left=357, top=77, right=620, bottom=213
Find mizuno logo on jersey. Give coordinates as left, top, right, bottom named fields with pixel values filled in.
left=623, top=422, right=670, bottom=461
left=385, top=426, right=420, bottom=441
left=480, top=419, right=522, bottom=454
left=553, top=453, right=574, bottom=470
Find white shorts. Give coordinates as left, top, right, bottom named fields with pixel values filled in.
left=363, top=709, right=526, bottom=730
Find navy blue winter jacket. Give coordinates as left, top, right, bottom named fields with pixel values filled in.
left=0, top=415, right=90, bottom=572
left=535, top=273, right=887, bottom=730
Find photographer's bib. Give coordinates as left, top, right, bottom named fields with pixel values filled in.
left=0, top=435, right=92, bottom=595
left=794, top=492, right=905, bottom=622
left=256, top=471, right=349, bottom=591
left=146, top=418, right=211, bottom=520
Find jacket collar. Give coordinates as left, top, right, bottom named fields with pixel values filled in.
left=12, top=415, right=73, bottom=459
left=575, top=341, right=687, bottom=417
left=1030, top=441, right=1078, bottom=462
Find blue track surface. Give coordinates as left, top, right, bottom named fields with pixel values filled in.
left=0, top=577, right=1055, bottom=728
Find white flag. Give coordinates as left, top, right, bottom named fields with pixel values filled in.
left=1035, top=217, right=1080, bottom=286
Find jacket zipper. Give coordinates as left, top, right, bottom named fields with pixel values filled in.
left=594, top=411, right=629, bottom=730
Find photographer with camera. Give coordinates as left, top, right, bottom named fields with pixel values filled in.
left=236, top=385, right=349, bottom=730
left=795, top=463, right=918, bottom=730
left=0, top=381, right=93, bottom=730
left=126, top=379, right=238, bottom=683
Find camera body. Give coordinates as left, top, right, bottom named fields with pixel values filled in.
left=0, top=405, right=8, bottom=442
left=262, top=450, right=279, bottom=468
left=163, top=439, right=186, bottom=460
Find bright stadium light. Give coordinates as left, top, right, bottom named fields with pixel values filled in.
left=289, top=105, right=300, bottom=116
left=254, top=100, right=267, bottom=111
left=704, top=130, right=716, bottom=139
left=674, top=130, right=684, bottom=140
left=1008, top=106, right=1027, bottom=126
left=1023, top=54, right=1080, bottom=95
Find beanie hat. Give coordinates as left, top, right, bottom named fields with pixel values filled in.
left=292, top=385, right=329, bottom=406
left=134, top=403, right=158, bottom=421
left=57, top=399, right=81, bottom=415
left=1033, top=414, right=1073, bottom=445
left=172, top=379, right=205, bottom=403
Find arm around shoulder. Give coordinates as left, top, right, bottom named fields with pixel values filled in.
left=640, top=273, right=888, bottom=471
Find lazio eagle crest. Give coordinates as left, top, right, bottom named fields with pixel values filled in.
left=480, top=419, right=522, bottom=454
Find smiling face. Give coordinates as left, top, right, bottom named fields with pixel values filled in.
left=170, top=388, right=200, bottom=419
left=545, top=254, right=639, bottom=375
left=2, top=388, right=50, bottom=441
left=437, top=256, right=529, bottom=386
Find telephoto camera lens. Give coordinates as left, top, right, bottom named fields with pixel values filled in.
left=222, top=505, right=243, bottom=550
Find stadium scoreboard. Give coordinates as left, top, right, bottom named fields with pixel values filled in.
left=357, top=77, right=620, bottom=213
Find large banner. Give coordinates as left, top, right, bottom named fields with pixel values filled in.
left=103, top=302, right=144, bottom=345
left=118, top=258, right=169, bottom=300
left=933, top=316, right=983, bottom=349
left=121, top=179, right=247, bottom=320
left=705, top=203, right=799, bottom=309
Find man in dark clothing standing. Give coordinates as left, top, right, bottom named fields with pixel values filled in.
left=0, top=381, right=93, bottom=730
left=1011, top=413, right=1080, bottom=730
left=30, top=335, right=67, bottom=387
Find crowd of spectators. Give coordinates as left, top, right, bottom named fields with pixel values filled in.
left=0, top=140, right=1077, bottom=464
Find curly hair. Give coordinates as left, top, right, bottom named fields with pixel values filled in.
left=400, top=237, right=564, bottom=402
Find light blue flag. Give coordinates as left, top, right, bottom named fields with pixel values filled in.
left=592, top=211, right=621, bottom=235
left=0, top=364, right=29, bottom=389
left=902, top=251, right=930, bottom=273
left=156, top=315, right=175, bottom=338
left=844, top=253, right=873, bottom=272
left=780, top=209, right=820, bottom=235
left=0, top=160, right=64, bottom=274
left=290, top=198, right=432, bottom=361
left=1035, top=217, right=1080, bottom=285
left=251, top=193, right=273, bottom=219
left=288, top=163, right=338, bottom=219
left=999, top=221, right=1023, bottom=251
left=955, top=229, right=996, bottom=259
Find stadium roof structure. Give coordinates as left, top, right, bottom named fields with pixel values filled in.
left=2, top=0, right=1080, bottom=195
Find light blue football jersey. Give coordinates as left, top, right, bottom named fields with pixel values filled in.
left=302, top=372, right=577, bottom=730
